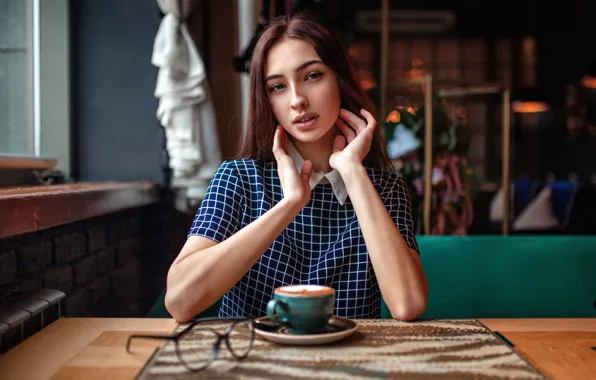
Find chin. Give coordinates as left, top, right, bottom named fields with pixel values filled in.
left=290, top=130, right=328, bottom=143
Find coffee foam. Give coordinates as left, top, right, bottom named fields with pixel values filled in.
left=276, top=284, right=335, bottom=297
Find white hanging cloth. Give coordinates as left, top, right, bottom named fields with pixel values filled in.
left=152, top=0, right=221, bottom=212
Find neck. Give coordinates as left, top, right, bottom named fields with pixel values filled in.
left=292, top=126, right=339, bottom=173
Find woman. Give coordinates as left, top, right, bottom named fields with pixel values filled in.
left=165, top=14, right=428, bottom=323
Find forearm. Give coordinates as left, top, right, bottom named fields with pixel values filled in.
left=341, top=164, right=427, bottom=321
left=167, top=198, right=303, bottom=321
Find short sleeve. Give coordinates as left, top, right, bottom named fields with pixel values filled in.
left=188, top=161, right=245, bottom=242
left=382, top=175, right=419, bottom=253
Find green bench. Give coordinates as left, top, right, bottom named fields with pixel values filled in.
left=148, top=236, right=596, bottom=319
left=381, top=235, right=596, bottom=318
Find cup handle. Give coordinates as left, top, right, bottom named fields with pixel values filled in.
left=266, top=299, right=288, bottom=324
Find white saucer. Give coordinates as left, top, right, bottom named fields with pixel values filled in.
left=253, top=315, right=358, bottom=346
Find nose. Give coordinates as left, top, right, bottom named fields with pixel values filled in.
left=290, top=86, right=308, bottom=110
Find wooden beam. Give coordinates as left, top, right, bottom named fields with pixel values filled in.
left=501, top=88, right=511, bottom=235
left=423, top=74, right=433, bottom=235
left=380, top=0, right=389, bottom=120
left=269, top=0, right=276, bottom=21
left=438, top=85, right=502, bottom=98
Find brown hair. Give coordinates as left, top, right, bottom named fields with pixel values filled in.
left=235, top=14, right=392, bottom=171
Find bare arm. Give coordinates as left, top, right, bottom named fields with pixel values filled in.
left=341, top=165, right=428, bottom=321
left=165, top=198, right=304, bottom=322
left=330, top=108, right=427, bottom=321
left=166, top=127, right=313, bottom=323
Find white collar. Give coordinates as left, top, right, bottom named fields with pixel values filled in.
left=287, top=140, right=348, bottom=206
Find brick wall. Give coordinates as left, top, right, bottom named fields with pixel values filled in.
left=0, top=199, right=192, bottom=320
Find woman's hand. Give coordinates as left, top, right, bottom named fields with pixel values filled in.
left=329, top=108, right=376, bottom=173
left=272, top=126, right=313, bottom=207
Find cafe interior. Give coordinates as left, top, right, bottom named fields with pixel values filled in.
left=0, top=0, right=595, bottom=379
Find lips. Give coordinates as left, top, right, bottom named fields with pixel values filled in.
left=293, top=115, right=319, bottom=131
left=295, top=115, right=316, bottom=123
left=292, top=113, right=318, bottom=124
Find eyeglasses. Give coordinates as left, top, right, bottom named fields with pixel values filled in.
left=126, top=317, right=255, bottom=372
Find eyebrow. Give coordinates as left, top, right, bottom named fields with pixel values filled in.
left=265, top=59, right=323, bottom=82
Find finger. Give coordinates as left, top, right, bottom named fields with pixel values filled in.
left=336, top=118, right=356, bottom=143
left=273, top=126, right=289, bottom=161
left=360, top=108, right=377, bottom=130
left=279, top=126, right=288, bottom=154
left=333, top=134, right=346, bottom=153
left=272, top=126, right=280, bottom=152
left=339, top=108, right=367, bottom=132
left=301, top=159, right=313, bottom=181
left=272, top=126, right=282, bottom=160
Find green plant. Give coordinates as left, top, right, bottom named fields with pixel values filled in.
left=382, top=99, right=480, bottom=234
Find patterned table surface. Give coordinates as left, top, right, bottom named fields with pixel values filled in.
left=139, top=319, right=547, bottom=380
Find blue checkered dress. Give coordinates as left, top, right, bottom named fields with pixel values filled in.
left=188, top=159, right=418, bottom=319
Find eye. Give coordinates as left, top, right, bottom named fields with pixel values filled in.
left=269, top=83, right=285, bottom=92
left=306, top=72, right=323, bottom=80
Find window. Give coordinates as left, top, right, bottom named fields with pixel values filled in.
left=0, top=0, right=70, bottom=176
left=349, top=36, right=535, bottom=181
left=0, top=0, right=31, bottom=155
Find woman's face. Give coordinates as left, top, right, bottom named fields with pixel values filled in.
left=264, top=37, right=341, bottom=143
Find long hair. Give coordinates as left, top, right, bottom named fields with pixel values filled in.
left=235, top=14, right=392, bottom=171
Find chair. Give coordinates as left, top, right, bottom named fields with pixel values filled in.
left=513, top=178, right=538, bottom=217
left=488, top=179, right=539, bottom=232
left=546, top=181, right=579, bottom=229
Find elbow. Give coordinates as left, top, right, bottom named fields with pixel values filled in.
left=389, top=295, right=428, bottom=322
left=165, top=289, right=196, bottom=323
left=165, top=268, right=207, bottom=323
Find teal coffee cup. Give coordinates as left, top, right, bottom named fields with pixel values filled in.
left=266, top=285, right=335, bottom=334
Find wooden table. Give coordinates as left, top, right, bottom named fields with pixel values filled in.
left=0, top=318, right=594, bottom=380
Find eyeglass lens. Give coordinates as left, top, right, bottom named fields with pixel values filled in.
left=176, top=328, right=220, bottom=371
left=175, top=319, right=254, bottom=371
left=225, top=319, right=254, bottom=358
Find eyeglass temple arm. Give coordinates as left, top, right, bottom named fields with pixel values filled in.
left=126, top=334, right=177, bottom=353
